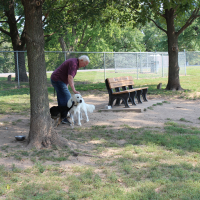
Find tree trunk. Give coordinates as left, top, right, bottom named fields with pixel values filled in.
left=165, top=8, right=183, bottom=90
left=4, top=1, right=29, bottom=82
left=58, top=36, right=67, bottom=51
left=22, top=0, right=69, bottom=149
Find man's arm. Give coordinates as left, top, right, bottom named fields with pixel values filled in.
left=68, top=75, right=80, bottom=94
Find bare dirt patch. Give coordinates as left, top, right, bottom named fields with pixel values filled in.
left=1, top=94, right=200, bottom=169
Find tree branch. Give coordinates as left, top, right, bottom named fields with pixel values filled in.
left=83, top=37, right=92, bottom=49
left=20, top=29, right=26, bottom=47
left=44, top=32, right=56, bottom=37
left=43, top=25, right=64, bottom=38
left=0, top=39, right=7, bottom=45
left=173, top=5, right=179, bottom=15
left=77, top=23, right=88, bottom=48
left=51, top=2, right=69, bottom=12
left=0, top=27, right=11, bottom=37
left=147, top=17, right=167, bottom=34
left=16, top=15, right=23, bottom=23
left=42, top=10, right=50, bottom=23
left=177, top=8, right=200, bottom=36
left=42, top=1, right=69, bottom=25
left=134, top=9, right=167, bottom=33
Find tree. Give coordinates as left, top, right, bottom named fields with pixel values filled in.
left=109, top=0, right=200, bottom=90
left=135, top=0, right=200, bottom=90
left=0, top=0, right=29, bottom=82
left=1, top=0, right=108, bottom=80
left=22, top=0, right=55, bottom=148
left=20, top=0, right=110, bottom=149
left=21, top=0, right=76, bottom=149
left=0, top=0, right=74, bottom=81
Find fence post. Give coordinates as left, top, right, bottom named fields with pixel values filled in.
left=162, top=54, right=164, bottom=77
left=104, top=52, right=106, bottom=80
left=155, top=51, right=157, bottom=74
left=146, top=52, right=148, bottom=69
left=140, top=50, right=142, bottom=73
left=184, top=49, right=187, bottom=76
left=136, top=52, right=138, bottom=79
left=114, top=52, right=117, bottom=73
left=16, top=51, right=20, bottom=88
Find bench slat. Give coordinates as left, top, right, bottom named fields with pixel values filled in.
left=107, top=76, right=148, bottom=90
left=112, top=88, right=139, bottom=94
left=107, top=76, right=134, bottom=89
left=108, top=76, right=133, bottom=82
left=112, top=91, right=129, bottom=94
left=109, top=80, right=133, bottom=88
left=112, top=88, right=148, bottom=94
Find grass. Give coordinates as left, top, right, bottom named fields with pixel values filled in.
left=1, top=67, right=200, bottom=199
left=0, top=66, right=200, bottom=115
left=179, top=118, right=192, bottom=123
left=1, top=123, right=200, bottom=199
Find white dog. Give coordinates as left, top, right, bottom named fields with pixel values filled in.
left=67, top=94, right=95, bottom=126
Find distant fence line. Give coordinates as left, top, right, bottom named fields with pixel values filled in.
left=0, top=50, right=200, bottom=85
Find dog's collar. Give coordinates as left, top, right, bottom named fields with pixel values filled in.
left=71, top=99, right=77, bottom=106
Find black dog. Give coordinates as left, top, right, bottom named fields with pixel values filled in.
left=50, top=101, right=74, bottom=127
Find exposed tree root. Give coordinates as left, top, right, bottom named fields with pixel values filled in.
left=165, top=85, right=184, bottom=91
left=27, top=126, right=100, bottom=158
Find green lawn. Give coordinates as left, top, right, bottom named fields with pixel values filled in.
left=1, top=66, right=200, bottom=115
left=1, top=123, right=200, bottom=199
left=1, top=67, right=200, bottom=199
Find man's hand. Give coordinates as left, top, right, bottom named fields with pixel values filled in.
left=74, top=91, right=80, bottom=94
left=68, top=75, right=81, bottom=94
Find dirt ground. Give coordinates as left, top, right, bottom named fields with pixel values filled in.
left=1, top=94, right=200, bottom=169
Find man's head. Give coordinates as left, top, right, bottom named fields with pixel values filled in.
left=78, top=55, right=90, bottom=68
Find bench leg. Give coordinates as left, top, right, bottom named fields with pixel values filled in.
left=136, top=90, right=142, bottom=104
left=120, top=98, right=131, bottom=105
left=109, top=94, right=130, bottom=108
left=129, top=91, right=137, bottom=105
left=115, top=98, right=121, bottom=106
left=108, top=96, right=115, bottom=107
left=121, top=93, right=130, bottom=108
left=142, top=89, right=148, bottom=101
left=108, top=96, right=127, bottom=107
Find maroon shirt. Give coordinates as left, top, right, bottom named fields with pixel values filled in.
left=51, top=58, right=79, bottom=85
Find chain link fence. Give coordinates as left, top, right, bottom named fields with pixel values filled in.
left=0, top=50, right=198, bottom=85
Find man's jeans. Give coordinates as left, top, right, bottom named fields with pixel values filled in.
left=51, top=79, right=71, bottom=106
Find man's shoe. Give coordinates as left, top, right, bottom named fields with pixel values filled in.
left=62, top=118, right=71, bottom=124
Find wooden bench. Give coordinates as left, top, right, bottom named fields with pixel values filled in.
left=105, top=76, right=148, bottom=108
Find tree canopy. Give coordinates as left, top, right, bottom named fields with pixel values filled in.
left=116, top=0, right=200, bottom=90
left=1, top=0, right=200, bottom=53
